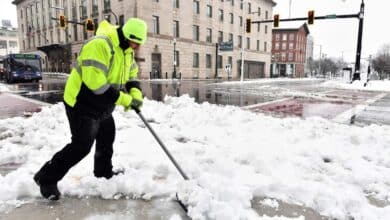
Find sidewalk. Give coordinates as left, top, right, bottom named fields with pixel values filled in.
left=0, top=92, right=50, bottom=119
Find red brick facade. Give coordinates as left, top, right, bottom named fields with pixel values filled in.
left=271, top=23, right=309, bottom=78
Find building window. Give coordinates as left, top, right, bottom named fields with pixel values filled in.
left=283, top=33, right=288, bottom=41
left=256, top=40, right=260, bottom=51
left=289, top=42, right=294, bottom=50
left=275, top=33, right=280, bottom=41
left=103, top=0, right=111, bottom=11
left=228, top=56, right=232, bottom=68
left=175, top=50, right=180, bottom=66
left=92, top=0, right=98, bottom=16
left=153, top=16, right=159, bottom=34
left=281, top=52, right=286, bottom=61
left=230, top=0, right=234, bottom=6
left=206, top=28, right=212, bottom=43
left=218, top=31, right=223, bottom=43
left=173, top=20, right=179, bottom=38
left=73, top=24, right=78, bottom=41
left=288, top=52, right=293, bottom=61
left=282, top=42, right=286, bottom=50
left=265, top=10, right=268, bottom=19
left=217, top=55, right=223, bottom=68
left=289, top=33, right=295, bottom=41
left=264, top=42, right=267, bottom=52
left=229, top=13, right=233, bottom=24
left=219, top=9, right=224, bottom=21
left=193, top=25, right=199, bottom=41
left=193, top=53, right=199, bottom=67
left=228, top=33, right=233, bottom=44
left=257, top=23, right=260, bottom=32
left=239, top=16, right=242, bottom=27
left=265, top=25, right=268, bottom=34
left=173, top=0, right=179, bottom=8
left=238, top=35, right=242, bottom=48
left=207, top=5, right=212, bottom=17
left=240, top=1, right=243, bottom=9
left=275, top=42, right=280, bottom=50
left=206, top=54, right=212, bottom=68
left=193, top=1, right=199, bottom=14
left=20, top=9, right=23, bottom=18
left=246, top=37, right=250, bottom=49
left=257, top=7, right=261, bottom=16
left=247, top=2, right=251, bottom=14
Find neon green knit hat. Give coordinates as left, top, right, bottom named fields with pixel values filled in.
left=122, top=18, right=147, bottom=45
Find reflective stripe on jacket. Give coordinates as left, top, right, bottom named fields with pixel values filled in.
left=63, top=20, right=138, bottom=117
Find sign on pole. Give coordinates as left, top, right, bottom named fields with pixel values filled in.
left=219, top=41, right=233, bottom=51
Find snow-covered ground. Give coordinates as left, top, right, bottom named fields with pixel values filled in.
left=0, top=83, right=10, bottom=92
left=322, top=79, right=390, bottom=92
left=0, top=91, right=390, bottom=219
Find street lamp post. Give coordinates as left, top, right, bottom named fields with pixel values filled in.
left=173, top=38, right=177, bottom=78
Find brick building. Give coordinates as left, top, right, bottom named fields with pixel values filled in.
left=271, top=23, right=309, bottom=78
left=12, top=0, right=276, bottom=79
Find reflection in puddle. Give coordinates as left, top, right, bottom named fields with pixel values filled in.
left=249, top=98, right=354, bottom=119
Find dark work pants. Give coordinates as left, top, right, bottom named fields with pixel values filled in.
left=35, top=104, right=115, bottom=184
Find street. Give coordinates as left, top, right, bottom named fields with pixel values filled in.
left=2, top=75, right=390, bottom=126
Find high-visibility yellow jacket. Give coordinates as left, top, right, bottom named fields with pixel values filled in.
left=63, top=20, right=138, bottom=117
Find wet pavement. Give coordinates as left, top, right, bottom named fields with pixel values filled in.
left=1, top=76, right=390, bottom=219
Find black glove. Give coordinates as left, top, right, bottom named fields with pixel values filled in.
left=125, top=80, right=141, bottom=93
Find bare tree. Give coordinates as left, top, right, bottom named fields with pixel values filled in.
left=372, top=44, right=390, bottom=79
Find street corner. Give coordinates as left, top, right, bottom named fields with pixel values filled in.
left=0, top=92, right=49, bottom=119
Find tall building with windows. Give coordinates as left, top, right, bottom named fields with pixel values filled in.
left=13, top=0, right=275, bottom=79
left=0, top=20, right=19, bottom=58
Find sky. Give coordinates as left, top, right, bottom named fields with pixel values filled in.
left=0, top=1, right=17, bottom=27
left=1, top=79, right=390, bottom=219
left=273, top=0, right=389, bottom=63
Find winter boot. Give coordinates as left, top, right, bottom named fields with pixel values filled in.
left=33, top=173, right=61, bottom=201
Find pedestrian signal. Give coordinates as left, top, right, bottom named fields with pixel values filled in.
left=273, top=14, right=279, bottom=27
left=59, top=15, right=66, bottom=28
left=85, top=19, right=95, bottom=32
left=308, top=10, right=315, bottom=25
left=245, top=18, right=251, bottom=33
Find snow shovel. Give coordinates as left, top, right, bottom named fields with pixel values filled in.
left=134, top=109, right=189, bottom=212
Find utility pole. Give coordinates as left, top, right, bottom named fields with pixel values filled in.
left=352, top=0, right=364, bottom=81
left=318, top=45, right=322, bottom=76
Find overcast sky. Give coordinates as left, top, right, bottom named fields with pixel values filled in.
left=1, top=0, right=388, bottom=64
left=273, top=0, right=388, bottom=63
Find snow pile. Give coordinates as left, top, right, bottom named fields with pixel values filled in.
left=0, top=95, right=390, bottom=219
left=0, top=84, right=9, bottom=92
left=322, top=79, right=390, bottom=92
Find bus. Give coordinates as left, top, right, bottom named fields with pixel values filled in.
left=3, top=53, right=42, bottom=83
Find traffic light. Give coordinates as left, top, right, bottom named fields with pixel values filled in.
left=308, top=10, right=315, bottom=25
left=59, top=14, right=66, bottom=28
left=273, top=14, right=279, bottom=27
left=245, top=18, right=251, bottom=33
left=85, top=19, right=95, bottom=32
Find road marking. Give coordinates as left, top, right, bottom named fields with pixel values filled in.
left=242, top=97, right=293, bottom=110
left=332, top=92, right=388, bottom=124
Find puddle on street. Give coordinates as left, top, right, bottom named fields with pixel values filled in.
left=250, top=98, right=354, bottom=119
